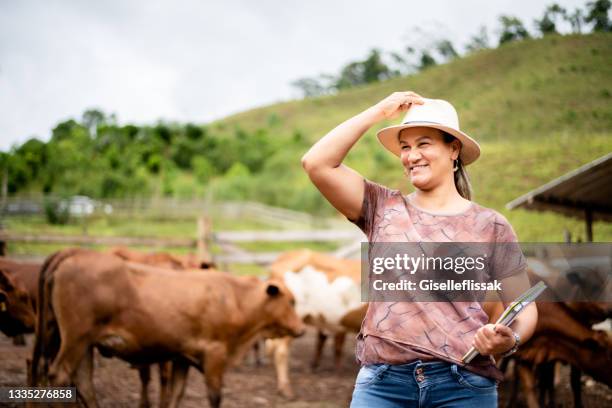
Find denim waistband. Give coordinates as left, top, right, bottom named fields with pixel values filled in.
left=385, top=360, right=454, bottom=374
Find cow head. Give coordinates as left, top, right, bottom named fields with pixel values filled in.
left=260, top=280, right=305, bottom=338
left=0, top=269, right=36, bottom=336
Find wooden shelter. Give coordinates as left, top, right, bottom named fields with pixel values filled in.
left=506, top=152, right=612, bottom=241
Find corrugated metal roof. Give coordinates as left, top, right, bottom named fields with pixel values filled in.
left=506, top=152, right=612, bottom=222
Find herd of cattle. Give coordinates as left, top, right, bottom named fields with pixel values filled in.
left=0, top=245, right=610, bottom=407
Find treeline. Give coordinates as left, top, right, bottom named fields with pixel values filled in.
left=0, top=110, right=313, bottom=203
left=291, top=0, right=611, bottom=97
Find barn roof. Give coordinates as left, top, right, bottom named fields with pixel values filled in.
left=506, top=152, right=612, bottom=222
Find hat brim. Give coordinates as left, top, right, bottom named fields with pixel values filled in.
left=376, top=121, right=481, bottom=165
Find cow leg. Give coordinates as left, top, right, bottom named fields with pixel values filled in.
left=517, top=363, right=539, bottom=408
left=203, top=346, right=228, bottom=408
left=72, top=347, right=98, bottom=408
left=570, top=365, right=582, bottom=408
left=537, top=362, right=554, bottom=408
left=252, top=340, right=262, bottom=366
left=270, top=337, right=294, bottom=399
left=311, top=330, right=327, bottom=371
left=166, top=360, right=189, bottom=408
left=333, top=331, right=346, bottom=372
left=48, top=336, right=90, bottom=387
left=159, top=361, right=173, bottom=408
left=548, top=363, right=558, bottom=408
left=505, top=359, right=519, bottom=408
left=137, top=365, right=151, bottom=408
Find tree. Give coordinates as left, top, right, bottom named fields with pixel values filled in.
left=435, top=40, right=459, bottom=62
left=535, top=4, right=567, bottom=35
left=498, top=15, right=530, bottom=45
left=565, top=8, right=585, bottom=33
left=81, top=109, right=106, bottom=138
left=335, top=62, right=365, bottom=90
left=291, top=77, right=328, bottom=98
left=419, top=51, right=436, bottom=70
left=335, top=49, right=393, bottom=90
left=389, top=46, right=418, bottom=75
left=154, top=123, right=173, bottom=146
left=15, top=138, right=47, bottom=181
left=291, top=73, right=336, bottom=98
left=50, top=119, right=88, bottom=143
left=389, top=52, right=408, bottom=75
left=465, top=26, right=490, bottom=53
left=585, top=0, right=611, bottom=31
left=362, top=49, right=393, bottom=83
left=192, top=156, right=215, bottom=183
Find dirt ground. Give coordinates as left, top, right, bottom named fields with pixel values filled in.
left=1, top=330, right=610, bottom=408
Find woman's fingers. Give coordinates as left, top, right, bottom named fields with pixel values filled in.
left=473, top=324, right=515, bottom=355
left=402, top=91, right=425, bottom=102
left=473, top=334, right=488, bottom=354
left=373, top=91, right=425, bottom=120
left=474, top=324, right=499, bottom=354
left=397, top=92, right=424, bottom=103
left=494, top=324, right=513, bottom=338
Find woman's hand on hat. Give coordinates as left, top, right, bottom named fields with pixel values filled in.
left=472, top=323, right=516, bottom=356
left=371, top=91, right=425, bottom=121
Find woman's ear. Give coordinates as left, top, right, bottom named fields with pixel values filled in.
left=451, top=139, right=461, bottom=160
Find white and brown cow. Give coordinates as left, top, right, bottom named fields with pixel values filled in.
left=31, top=248, right=304, bottom=408
left=265, top=249, right=364, bottom=398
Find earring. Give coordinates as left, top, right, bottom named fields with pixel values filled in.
left=453, top=159, right=459, bottom=172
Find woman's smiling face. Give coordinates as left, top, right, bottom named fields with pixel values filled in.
left=398, top=127, right=460, bottom=190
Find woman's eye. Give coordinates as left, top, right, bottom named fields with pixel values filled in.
left=419, top=142, right=429, bottom=147
left=400, top=145, right=409, bottom=150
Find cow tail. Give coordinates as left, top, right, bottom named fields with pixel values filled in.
left=30, top=248, right=83, bottom=386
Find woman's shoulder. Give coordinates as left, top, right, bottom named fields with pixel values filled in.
left=471, top=202, right=505, bottom=217
left=470, top=202, right=519, bottom=240
left=363, top=179, right=404, bottom=201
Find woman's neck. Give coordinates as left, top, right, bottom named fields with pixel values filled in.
left=411, top=181, right=470, bottom=213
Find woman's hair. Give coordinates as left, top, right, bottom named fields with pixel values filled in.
left=442, top=132, right=473, bottom=200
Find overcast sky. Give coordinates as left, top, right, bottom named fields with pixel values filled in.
left=0, top=0, right=587, bottom=151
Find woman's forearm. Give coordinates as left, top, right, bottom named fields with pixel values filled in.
left=510, top=303, right=538, bottom=346
left=301, top=106, right=382, bottom=172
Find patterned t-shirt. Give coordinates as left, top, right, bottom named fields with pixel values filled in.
left=349, top=179, right=527, bottom=381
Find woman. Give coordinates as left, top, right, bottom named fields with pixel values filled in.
left=301, top=91, right=538, bottom=407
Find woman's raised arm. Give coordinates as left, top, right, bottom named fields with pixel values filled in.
left=301, top=91, right=424, bottom=220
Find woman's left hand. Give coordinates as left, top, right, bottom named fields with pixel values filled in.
left=472, top=324, right=516, bottom=356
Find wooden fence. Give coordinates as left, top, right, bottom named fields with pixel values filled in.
left=1, top=198, right=365, bottom=265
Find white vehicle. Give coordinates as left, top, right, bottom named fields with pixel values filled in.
left=59, top=196, right=113, bottom=216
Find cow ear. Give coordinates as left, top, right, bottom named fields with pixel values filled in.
left=266, top=283, right=280, bottom=297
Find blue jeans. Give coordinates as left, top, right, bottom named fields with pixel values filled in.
left=350, top=360, right=498, bottom=408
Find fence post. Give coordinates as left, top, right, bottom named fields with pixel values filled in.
left=197, top=216, right=213, bottom=266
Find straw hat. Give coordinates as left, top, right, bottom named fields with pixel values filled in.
left=376, top=98, right=480, bottom=165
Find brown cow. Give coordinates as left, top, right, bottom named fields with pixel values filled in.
left=109, top=246, right=216, bottom=270
left=514, top=331, right=612, bottom=408
left=0, top=258, right=40, bottom=338
left=0, top=268, right=35, bottom=338
left=32, top=248, right=304, bottom=408
left=484, top=299, right=611, bottom=408
left=108, top=246, right=217, bottom=406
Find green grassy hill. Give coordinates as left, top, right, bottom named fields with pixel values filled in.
left=212, top=33, right=612, bottom=242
